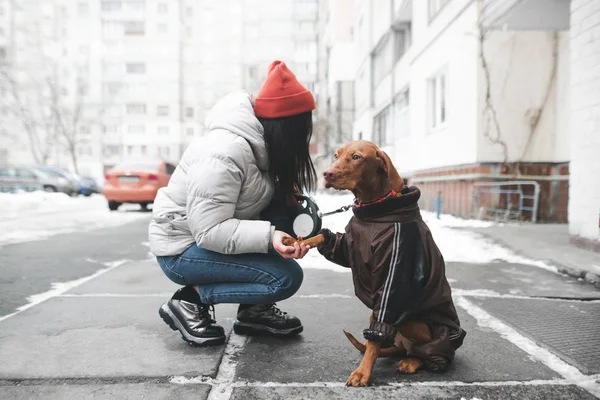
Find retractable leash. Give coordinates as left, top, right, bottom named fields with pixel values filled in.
left=292, top=194, right=353, bottom=239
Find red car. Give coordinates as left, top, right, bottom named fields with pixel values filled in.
left=103, top=160, right=176, bottom=211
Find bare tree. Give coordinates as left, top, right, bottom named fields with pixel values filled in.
left=47, top=76, right=88, bottom=174
left=0, top=67, right=56, bottom=164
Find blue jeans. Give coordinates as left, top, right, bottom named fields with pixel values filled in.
left=156, top=200, right=303, bottom=305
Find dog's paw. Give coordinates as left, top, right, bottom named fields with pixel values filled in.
left=397, top=358, right=423, bottom=374
left=346, top=368, right=371, bottom=387
left=281, top=237, right=297, bottom=246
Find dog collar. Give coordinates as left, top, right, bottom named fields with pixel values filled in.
left=354, top=189, right=397, bottom=208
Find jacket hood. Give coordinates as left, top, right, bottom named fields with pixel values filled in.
left=206, top=91, right=269, bottom=171
left=352, top=186, right=422, bottom=223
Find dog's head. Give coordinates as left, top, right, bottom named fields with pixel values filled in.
left=323, top=140, right=403, bottom=202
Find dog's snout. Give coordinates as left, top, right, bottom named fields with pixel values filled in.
left=323, top=169, right=336, bottom=181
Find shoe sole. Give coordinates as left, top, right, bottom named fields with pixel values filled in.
left=159, top=304, right=226, bottom=347
left=233, top=320, right=303, bottom=337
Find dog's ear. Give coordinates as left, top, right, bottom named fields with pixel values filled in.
left=376, top=150, right=404, bottom=193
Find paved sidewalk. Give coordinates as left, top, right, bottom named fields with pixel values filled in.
left=1, top=257, right=599, bottom=399
left=466, top=223, right=600, bottom=288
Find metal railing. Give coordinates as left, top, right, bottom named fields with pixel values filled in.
left=471, top=181, right=540, bottom=222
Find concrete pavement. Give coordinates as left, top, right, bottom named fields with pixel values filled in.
left=1, top=219, right=600, bottom=399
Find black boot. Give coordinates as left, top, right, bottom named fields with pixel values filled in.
left=233, top=303, right=303, bottom=337
left=159, top=286, right=225, bottom=346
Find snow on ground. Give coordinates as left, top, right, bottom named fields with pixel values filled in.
left=298, top=191, right=556, bottom=273
left=0, top=192, right=150, bottom=247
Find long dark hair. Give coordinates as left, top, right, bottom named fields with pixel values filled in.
left=259, top=111, right=317, bottom=197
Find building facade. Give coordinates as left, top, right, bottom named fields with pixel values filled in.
left=350, top=0, right=571, bottom=223
left=483, top=0, right=600, bottom=247
left=0, top=0, right=318, bottom=181
left=314, top=0, right=355, bottom=172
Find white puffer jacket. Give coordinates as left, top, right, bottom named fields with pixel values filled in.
left=149, top=91, right=275, bottom=256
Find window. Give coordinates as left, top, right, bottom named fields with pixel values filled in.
left=128, top=125, right=145, bottom=134
left=186, top=6, right=193, bottom=16
left=428, top=0, right=450, bottom=21
left=158, top=146, right=170, bottom=157
left=78, top=145, right=92, bottom=156
left=394, top=89, right=410, bottom=138
left=103, top=125, right=119, bottom=134
left=393, top=28, right=410, bottom=64
left=16, top=168, right=36, bottom=179
left=103, top=145, right=120, bottom=156
left=157, top=3, right=168, bottom=13
left=186, top=127, right=194, bottom=136
left=105, top=105, right=121, bottom=117
left=186, top=26, right=192, bottom=37
left=372, top=35, right=392, bottom=86
left=104, top=82, right=122, bottom=96
left=124, top=21, right=145, bottom=35
left=157, top=126, right=169, bottom=135
left=185, top=107, right=194, bottom=118
left=157, top=23, right=167, bottom=33
left=157, top=105, right=169, bottom=116
left=78, top=2, right=90, bottom=16
left=248, top=65, right=257, bottom=80
left=141, top=145, right=147, bottom=155
left=79, top=125, right=90, bottom=135
left=101, top=0, right=122, bottom=11
left=127, top=145, right=133, bottom=155
left=126, top=63, right=146, bottom=74
left=373, top=106, right=393, bottom=147
left=127, top=103, right=146, bottom=114
left=102, top=21, right=122, bottom=38
left=124, top=0, right=145, bottom=11
left=427, top=71, right=447, bottom=130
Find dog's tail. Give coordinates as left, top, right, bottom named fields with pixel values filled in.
left=343, top=330, right=403, bottom=358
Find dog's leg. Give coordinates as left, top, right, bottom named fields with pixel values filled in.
left=343, top=330, right=405, bottom=357
left=397, top=358, right=425, bottom=374
left=346, top=340, right=380, bottom=387
left=395, top=320, right=432, bottom=375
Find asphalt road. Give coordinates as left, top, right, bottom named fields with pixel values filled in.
left=0, top=215, right=599, bottom=399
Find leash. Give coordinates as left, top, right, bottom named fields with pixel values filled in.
left=321, top=204, right=353, bottom=217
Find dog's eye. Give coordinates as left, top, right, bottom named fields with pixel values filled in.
left=334, top=153, right=338, bottom=159
left=352, top=154, right=361, bottom=160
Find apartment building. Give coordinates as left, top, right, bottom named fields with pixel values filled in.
left=351, top=0, right=571, bottom=223
left=314, top=0, right=355, bottom=169
left=482, top=0, right=600, bottom=249
left=241, top=0, right=318, bottom=103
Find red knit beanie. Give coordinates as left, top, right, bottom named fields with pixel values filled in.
left=254, top=61, right=316, bottom=119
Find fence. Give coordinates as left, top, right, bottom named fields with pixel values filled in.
left=471, top=181, right=540, bottom=222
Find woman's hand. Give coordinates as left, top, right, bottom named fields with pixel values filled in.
left=272, top=230, right=310, bottom=259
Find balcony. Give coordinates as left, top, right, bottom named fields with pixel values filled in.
left=393, top=0, right=412, bottom=28
left=480, top=0, right=570, bottom=31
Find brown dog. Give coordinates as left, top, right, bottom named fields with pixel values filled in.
left=286, top=140, right=466, bottom=387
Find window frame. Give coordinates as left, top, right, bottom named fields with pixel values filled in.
left=427, top=68, right=448, bottom=132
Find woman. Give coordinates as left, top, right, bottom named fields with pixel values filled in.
left=149, top=61, right=316, bottom=346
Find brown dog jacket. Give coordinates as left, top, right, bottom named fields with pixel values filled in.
left=319, top=186, right=466, bottom=363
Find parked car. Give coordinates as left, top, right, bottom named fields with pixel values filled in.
left=0, top=166, right=75, bottom=194
left=74, top=174, right=101, bottom=196
left=102, top=160, right=176, bottom=211
left=35, top=166, right=80, bottom=196
left=0, top=166, right=43, bottom=193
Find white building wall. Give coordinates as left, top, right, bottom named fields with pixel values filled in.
left=568, top=0, right=600, bottom=241
left=477, top=30, right=568, bottom=164
left=401, top=0, right=480, bottom=173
